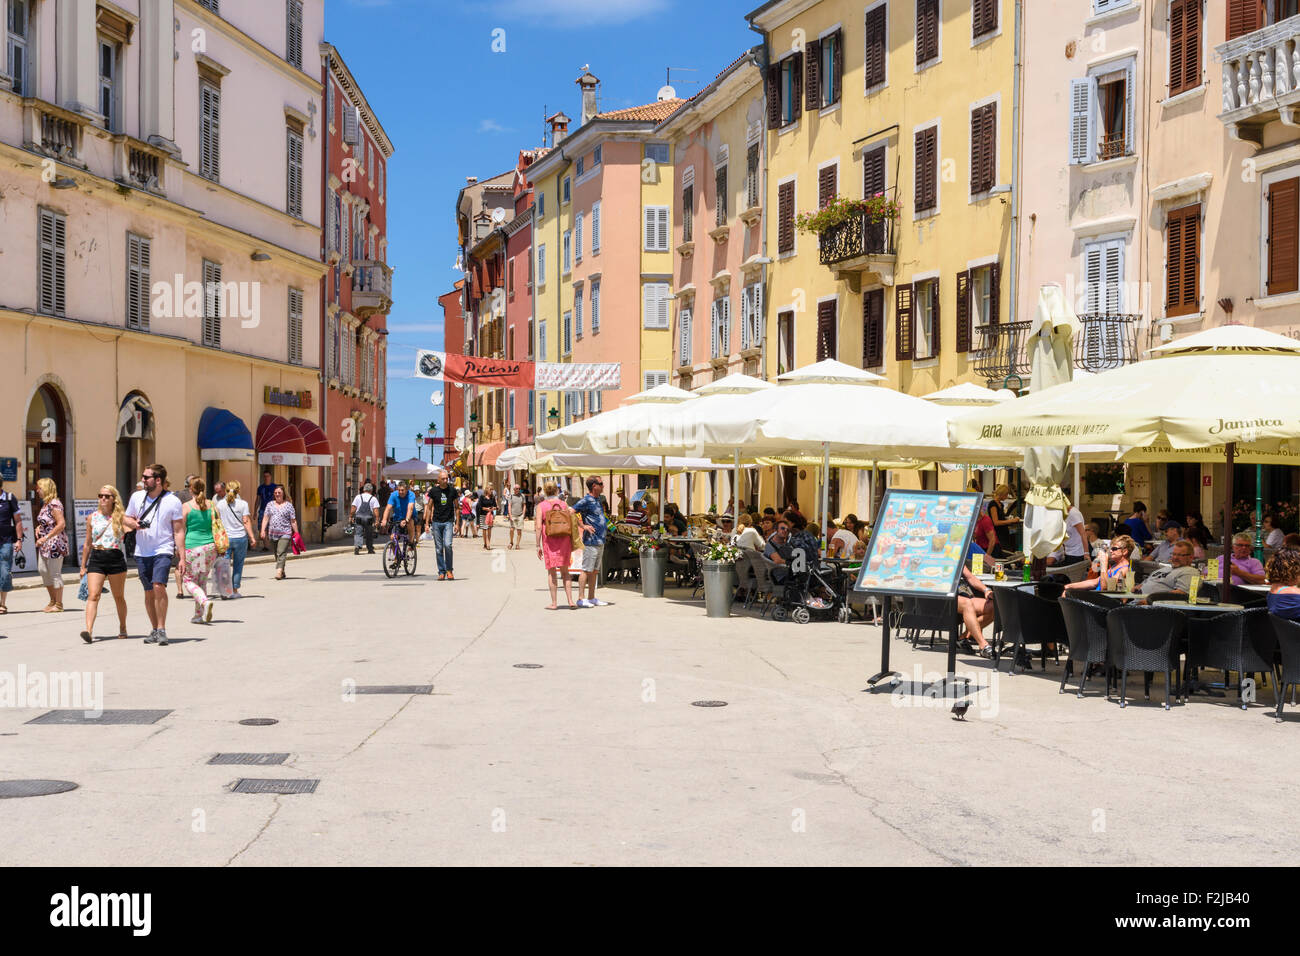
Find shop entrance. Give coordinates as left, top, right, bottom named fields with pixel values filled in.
left=116, top=392, right=155, bottom=496
left=25, top=384, right=69, bottom=505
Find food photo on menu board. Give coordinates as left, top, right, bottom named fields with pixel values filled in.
left=854, top=490, right=983, bottom=597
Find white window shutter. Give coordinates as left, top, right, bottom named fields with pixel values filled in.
left=657, top=207, right=669, bottom=250
left=1105, top=239, right=1124, bottom=312
left=710, top=299, right=720, bottom=358
left=1124, top=62, right=1136, bottom=156
left=659, top=284, right=670, bottom=327
left=1069, top=78, right=1094, bottom=165
left=592, top=283, right=600, bottom=331
left=575, top=294, right=583, bottom=337
left=1084, top=244, right=1103, bottom=313
left=575, top=212, right=583, bottom=259
left=592, top=201, right=601, bottom=250
left=752, top=283, right=763, bottom=349
left=721, top=297, right=731, bottom=355
left=679, top=307, right=691, bottom=365
left=644, top=206, right=654, bottom=249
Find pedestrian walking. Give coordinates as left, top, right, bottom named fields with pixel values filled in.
left=458, top=488, right=474, bottom=538
left=173, top=473, right=197, bottom=597
left=350, top=481, right=380, bottom=554
left=216, top=480, right=257, bottom=597
left=255, top=470, right=277, bottom=552
left=478, top=483, right=498, bottom=550
left=535, top=480, right=576, bottom=610
left=125, top=463, right=184, bottom=646
left=427, top=470, right=456, bottom=580
left=78, top=484, right=133, bottom=642
left=0, top=477, right=23, bottom=615
left=507, top=484, right=526, bottom=550
left=573, top=476, right=610, bottom=608
left=179, top=477, right=220, bottom=624
left=33, top=478, right=69, bottom=613
left=260, top=486, right=299, bottom=580
left=411, top=483, right=426, bottom=538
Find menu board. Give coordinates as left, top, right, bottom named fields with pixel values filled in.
left=854, top=490, right=983, bottom=598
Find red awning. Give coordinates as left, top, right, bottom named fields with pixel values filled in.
left=473, top=441, right=506, bottom=466
left=256, top=414, right=309, bottom=466
left=289, top=417, right=332, bottom=467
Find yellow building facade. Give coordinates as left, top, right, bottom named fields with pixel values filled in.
left=748, top=0, right=1016, bottom=514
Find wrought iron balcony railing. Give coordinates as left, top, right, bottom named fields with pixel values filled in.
left=972, top=320, right=1033, bottom=389
left=818, top=212, right=896, bottom=266
left=1074, top=313, right=1141, bottom=373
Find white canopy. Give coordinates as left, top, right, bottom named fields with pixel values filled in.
left=495, top=444, right=538, bottom=471
left=922, top=382, right=1017, bottom=405
left=381, top=457, right=443, bottom=480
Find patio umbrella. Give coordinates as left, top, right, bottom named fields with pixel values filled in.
left=381, top=457, right=443, bottom=480
left=922, top=382, right=1017, bottom=405
left=495, top=444, right=538, bottom=472
left=948, top=323, right=1300, bottom=588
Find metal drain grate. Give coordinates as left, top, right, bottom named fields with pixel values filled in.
left=208, top=753, right=289, bottom=766
left=0, top=779, right=79, bottom=798
left=691, top=700, right=728, bottom=708
left=513, top=664, right=544, bottom=669
left=353, top=685, right=432, bottom=695
left=26, top=709, right=172, bottom=725
left=238, top=718, right=278, bottom=726
left=232, top=778, right=318, bottom=795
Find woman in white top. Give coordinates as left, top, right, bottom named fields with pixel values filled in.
left=734, top=514, right=765, bottom=551
left=828, top=520, right=859, bottom=558
left=1264, top=514, right=1286, bottom=551
left=216, top=480, right=258, bottom=597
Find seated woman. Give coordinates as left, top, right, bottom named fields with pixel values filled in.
left=734, top=513, right=765, bottom=551
left=1266, top=548, right=1300, bottom=621
left=1185, top=524, right=1211, bottom=560
left=1064, top=534, right=1136, bottom=592
left=827, top=519, right=858, bottom=558
left=662, top=503, right=687, bottom=536
left=956, top=562, right=996, bottom=660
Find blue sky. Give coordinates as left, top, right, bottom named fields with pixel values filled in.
left=325, top=0, right=759, bottom=460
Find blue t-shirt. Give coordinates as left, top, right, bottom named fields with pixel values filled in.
left=1268, top=592, right=1300, bottom=622
left=573, top=494, right=607, bottom=547
left=389, top=493, right=413, bottom=524
left=1123, top=516, right=1152, bottom=546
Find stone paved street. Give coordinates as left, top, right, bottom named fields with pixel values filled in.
left=1, top=533, right=1297, bottom=866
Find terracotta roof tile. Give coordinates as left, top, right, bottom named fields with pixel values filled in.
left=595, top=99, right=686, bottom=122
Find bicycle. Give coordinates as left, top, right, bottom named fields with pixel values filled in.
left=382, top=521, right=418, bottom=578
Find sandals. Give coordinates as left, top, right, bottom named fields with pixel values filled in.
left=44, top=604, right=64, bottom=613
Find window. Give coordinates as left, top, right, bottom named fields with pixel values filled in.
left=782, top=55, right=802, bottom=125
left=643, top=371, right=669, bottom=390
left=970, top=102, right=997, bottom=194
left=326, top=314, right=337, bottom=379
left=562, top=231, right=571, bottom=273
left=777, top=179, right=795, bottom=254
left=199, top=80, right=221, bottom=181
left=645, top=142, right=670, bottom=165
left=1083, top=238, right=1125, bottom=312
left=862, top=288, right=885, bottom=366
left=895, top=284, right=913, bottom=359
left=916, top=0, right=940, bottom=65
left=591, top=281, right=601, bottom=332
left=563, top=310, right=572, bottom=354
left=8, top=0, right=29, bottom=97
left=592, top=200, right=601, bottom=252
left=575, top=290, right=584, bottom=338
left=574, top=211, right=584, bottom=261
left=286, top=125, right=304, bottom=218
left=1268, top=177, right=1299, bottom=296
left=913, top=279, right=938, bottom=359
left=1225, top=0, right=1297, bottom=40
left=286, top=287, right=304, bottom=365
left=591, top=391, right=603, bottom=413
left=37, top=208, right=66, bottom=316
left=715, top=163, right=728, bottom=225
left=592, top=145, right=602, bottom=167
left=576, top=156, right=585, bottom=177
left=98, top=39, right=120, bottom=130
left=1169, top=0, right=1201, bottom=96
left=679, top=306, right=693, bottom=365
left=777, top=310, right=795, bottom=374
left=508, top=257, right=515, bottom=296
left=1070, top=64, right=1135, bottom=164
left=682, top=185, right=694, bottom=242
left=864, top=2, right=887, bottom=90
left=562, top=176, right=571, bottom=203
left=378, top=159, right=384, bottom=199
left=197, top=0, right=219, bottom=11
left=816, top=299, right=837, bottom=361
left=286, top=0, right=303, bottom=69
left=972, top=0, right=998, bottom=38
left=745, top=144, right=760, bottom=209
left=327, top=81, right=334, bottom=129
left=818, top=163, right=837, bottom=209
left=378, top=343, right=386, bottom=400
left=741, top=283, right=763, bottom=350
left=644, top=205, right=670, bottom=251
left=1166, top=203, right=1201, bottom=317
left=956, top=263, right=999, bottom=351
left=126, top=233, right=150, bottom=331
left=537, top=191, right=545, bottom=218
left=528, top=389, right=535, bottom=427
left=537, top=243, right=546, bottom=282
left=863, top=145, right=887, bottom=199
left=509, top=392, right=515, bottom=430
left=643, top=282, right=670, bottom=328
left=711, top=297, right=731, bottom=358
left=539, top=319, right=547, bottom=359
left=202, top=259, right=222, bottom=347
left=915, top=125, right=938, bottom=214
left=1097, top=70, right=1131, bottom=159
left=806, top=30, right=842, bottom=110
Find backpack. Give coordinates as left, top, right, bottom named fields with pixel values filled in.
left=543, top=502, right=572, bottom=537
left=355, top=494, right=374, bottom=524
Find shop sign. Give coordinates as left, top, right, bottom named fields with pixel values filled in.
left=0, top=458, right=16, bottom=482
left=263, top=387, right=313, bottom=409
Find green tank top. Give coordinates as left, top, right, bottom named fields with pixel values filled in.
left=185, top=503, right=215, bottom=549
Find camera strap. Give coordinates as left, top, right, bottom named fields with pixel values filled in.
left=137, top=490, right=168, bottom=526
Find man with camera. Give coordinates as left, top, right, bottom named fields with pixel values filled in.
left=125, top=464, right=185, bottom=646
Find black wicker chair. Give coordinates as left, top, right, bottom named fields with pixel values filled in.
left=1006, top=586, right=1066, bottom=675
left=1059, top=594, right=1112, bottom=697
left=1270, top=615, right=1300, bottom=721
left=748, top=551, right=780, bottom=618
left=1185, top=608, right=1275, bottom=709
left=1106, top=604, right=1186, bottom=709
left=989, top=587, right=1020, bottom=673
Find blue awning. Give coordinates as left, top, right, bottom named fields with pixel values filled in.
left=198, top=406, right=255, bottom=462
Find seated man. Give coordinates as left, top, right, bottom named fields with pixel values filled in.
left=764, top=518, right=795, bottom=584
left=1139, top=540, right=1198, bottom=601
left=1149, top=521, right=1183, bottom=563
left=1229, top=533, right=1266, bottom=585
left=1122, top=501, right=1154, bottom=549
left=623, top=500, right=648, bottom=527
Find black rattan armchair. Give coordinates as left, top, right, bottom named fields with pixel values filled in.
left=1270, top=614, right=1300, bottom=721
left=1106, top=604, right=1186, bottom=709
left=1007, top=586, right=1066, bottom=675
left=1059, top=594, right=1111, bottom=698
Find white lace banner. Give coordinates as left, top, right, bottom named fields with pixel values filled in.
left=534, top=362, right=621, bottom=390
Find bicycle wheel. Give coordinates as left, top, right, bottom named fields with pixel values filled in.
left=382, top=541, right=400, bottom=578
left=403, top=540, right=418, bottom=576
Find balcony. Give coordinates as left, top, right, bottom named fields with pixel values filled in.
left=1217, top=16, right=1300, bottom=142
left=351, top=260, right=393, bottom=318
left=112, top=136, right=166, bottom=195
left=23, top=100, right=86, bottom=163
left=1074, top=313, right=1141, bottom=374
left=972, top=321, right=1033, bottom=390
left=818, top=213, right=897, bottom=292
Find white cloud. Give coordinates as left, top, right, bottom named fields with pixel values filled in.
left=477, top=118, right=509, bottom=134
left=386, top=322, right=444, bottom=334
left=488, top=0, right=670, bottom=26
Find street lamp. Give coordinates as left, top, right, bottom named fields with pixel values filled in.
left=415, top=433, right=423, bottom=461
left=469, top=412, right=480, bottom=489
left=547, top=407, right=560, bottom=431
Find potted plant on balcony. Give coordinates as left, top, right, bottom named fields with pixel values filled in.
left=794, top=194, right=900, bottom=236
left=701, top=533, right=742, bottom=619
left=633, top=526, right=670, bottom=598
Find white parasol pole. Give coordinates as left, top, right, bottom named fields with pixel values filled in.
left=820, top=441, right=831, bottom=557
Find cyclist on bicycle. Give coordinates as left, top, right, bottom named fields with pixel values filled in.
left=381, top=480, right=415, bottom=544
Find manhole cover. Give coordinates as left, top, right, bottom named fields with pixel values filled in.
left=513, top=664, right=544, bottom=669
left=232, top=778, right=318, bottom=795
left=0, top=779, right=79, bottom=798
left=26, top=709, right=172, bottom=725
left=353, top=685, right=432, bottom=695
left=208, top=753, right=289, bottom=766
left=691, top=700, right=728, bottom=708
left=238, top=718, right=278, bottom=726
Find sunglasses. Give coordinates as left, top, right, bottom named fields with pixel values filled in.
left=97, top=493, right=113, bottom=499
left=141, top=473, right=156, bottom=479
left=1109, top=546, right=1127, bottom=552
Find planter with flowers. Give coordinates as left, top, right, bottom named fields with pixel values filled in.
left=702, top=534, right=742, bottom=618
left=634, top=526, right=670, bottom=598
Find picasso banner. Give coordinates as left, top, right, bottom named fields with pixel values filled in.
left=414, top=350, right=620, bottom=391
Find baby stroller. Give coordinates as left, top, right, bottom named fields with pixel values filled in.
left=770, top=558, right=852, bottom=624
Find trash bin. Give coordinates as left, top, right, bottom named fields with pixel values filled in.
left=324, top=497, right=339, bottom=527
left=639, top=548, right=667, bottom=598
left=703, top=559, right=738, bottom=618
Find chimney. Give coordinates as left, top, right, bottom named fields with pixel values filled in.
left=576, top=69, right=600, bottom=125
left=546, top=110, right=571, bottom=146
left=466, top=176, right=478, bottom=185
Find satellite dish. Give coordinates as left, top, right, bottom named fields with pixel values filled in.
left=431, top=392, right=444, bottom=406
left=657, top=84, right=676, bottom=101
left=491, top=207, right=506, bottom=223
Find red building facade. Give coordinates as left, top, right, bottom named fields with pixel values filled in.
left=319, top=44, right=394, bottom=517
left=438, top=280, right=466, bottom=467
left=504, top=148, right=546, bottom=447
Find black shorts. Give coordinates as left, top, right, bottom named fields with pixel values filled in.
left=87, top=548, right=128, bottom=576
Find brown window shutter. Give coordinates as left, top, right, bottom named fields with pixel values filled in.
left=916, top=126, right=937, bottom=212
left=970, top=109, right=984, bottom=195
left=981, top=104, right=997, bottom=192
left=895, top=283, right=914, bottom=360
left=1170, top=0, right=1186, bottom=94
left=863, top=289, right=884, bottom=367
left=1268, top=179, right=1299, bottom=295
left=817, top=299, right=837, bottom=361
left=1226, top=0, right=1264, bottom=41
left=917, top=0, right=939, bottom=64
left=832, top=30, right=843, bottom=103
left=989, top=261, right=1002, bottom=325
left=1166, top=206, right=1185, bottom=316
left=865, top=6, right=887, bottom=88
left=778, top=180, right=795, bottom=254
left=915, top=130, right=926, bottom=213
left=792, top=52, right=803, bottom=121
left=819, top=164, right=837, bottom=208
left=1181, top=205, right=1201, bottom=315
left=955, top=270, right=971, bottom=352
left=930, top=279, right=941, bottom=356
left=805, top=38, right=821, bottom=112
left=766, top=65, right=781, bottom=129
left=864, top=146, right=886, bottom=197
